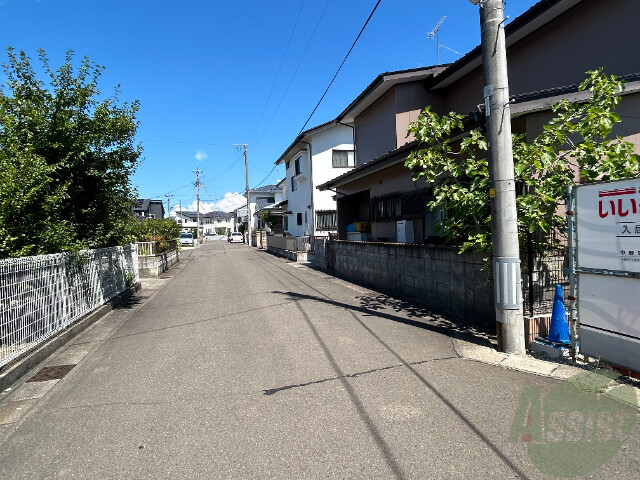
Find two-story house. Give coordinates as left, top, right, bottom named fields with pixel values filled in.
left=319, top=0, right=640, bottom=243
left=173, top=210, right=234, bottom=235
left=274, top=119, right=354, bottom=237
left=133, top=199, right=165, bottom=220
left=248, top=184, right=284, bottom=234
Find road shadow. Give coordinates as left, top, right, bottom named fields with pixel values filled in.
left=273, top=290, right=498, bottom=350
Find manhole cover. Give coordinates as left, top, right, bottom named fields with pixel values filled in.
left=27, top=364, right=76, bottom=382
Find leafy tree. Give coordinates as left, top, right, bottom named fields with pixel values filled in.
left=0, top=48, right=142, bottom=258
left=405, top=69, right=640, bottom=255
left=260, top=209, right=275, bottom=229
left=134, top=218, right=181, bottom=251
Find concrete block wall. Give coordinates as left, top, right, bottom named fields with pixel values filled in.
left=314, top=239, right=494, bottom=326
left=138, top=250, right=179, bottom=277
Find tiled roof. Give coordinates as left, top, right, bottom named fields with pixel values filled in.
left=133, top=199, right=151, bottom=211
left=249, top=184, right=280, bottom=193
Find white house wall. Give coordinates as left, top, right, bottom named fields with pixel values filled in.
left=284, top=124, right=354, bottom=237
left=285, top=150, right=311, bottom=237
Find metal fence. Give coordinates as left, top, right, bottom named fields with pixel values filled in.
left=0, top=245, right=139, bottom=368
left=521, top=229, right=568, bottom=317
left=136, top=241, right=156, bottom=256
left=136, top=240, right=178, bottom=257
left=295, top=236, right=314, bottom=253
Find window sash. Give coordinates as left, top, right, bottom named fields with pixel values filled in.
left=316, top=210, right=337, bottom=231
left=332, top=150, right=354, bottom=168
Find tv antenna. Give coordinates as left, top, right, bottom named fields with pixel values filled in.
left=427, top=16, right=462, bottom=65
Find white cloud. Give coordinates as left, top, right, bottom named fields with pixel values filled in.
left=194, top=150, right=208, bottom=161
left=172, top=192, right=246, bottom=215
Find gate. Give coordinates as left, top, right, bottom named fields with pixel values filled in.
left=569, top=178, right=640, bottom=372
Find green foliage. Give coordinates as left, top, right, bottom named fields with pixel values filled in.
left=406, top=69, right=640, bottom=255
left=0, top=48, right=142, bottom=258
left=260, top=209, right=274, bottom=228
left=134, top=218, right=180, bottom=249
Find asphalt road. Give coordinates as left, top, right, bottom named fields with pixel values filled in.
left=0, top=242, right=638, bottom=479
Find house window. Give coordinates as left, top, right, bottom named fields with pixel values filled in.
left=295, top=157, right=301, bottom=175
left=284, top=216, right=289, bottom=231
left=316, top=210, right=337, bottom=231
left=291, top=176, right=298, bottom=192
left=332, top=150, right=355, bottom=168
left=297, top=213, right=303, bottom=226
left=370, top=192, right=402, bottom=222
left=286, top=160, right=290, bottom=170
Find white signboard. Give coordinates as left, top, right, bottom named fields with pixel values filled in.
left=579, top=274, right=640, bottom=372
left=576, top=178, right=640, bottom=272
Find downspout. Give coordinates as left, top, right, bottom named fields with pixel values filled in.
left=301, top=140, right=314, bottom=236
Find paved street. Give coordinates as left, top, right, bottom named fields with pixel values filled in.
left=0, top=242, right=638, bottom=479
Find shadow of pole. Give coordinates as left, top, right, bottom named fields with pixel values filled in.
left=276, top=290, right=529, bottom=480
left=290, top=297, right=408, bottom=480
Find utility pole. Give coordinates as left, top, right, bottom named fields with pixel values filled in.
left=235, top=144, right=250, bottom=244
left=194, top=167, right=202, bottom=244
left=165, top=193, right=172, bottom=219
left=472, top=0, right=525, bottom=354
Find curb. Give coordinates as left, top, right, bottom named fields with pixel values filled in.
left=452, top=336, right=583, bottom=380
left=0, top=283, right=141, bottom=393
left=452, top=336, right=640, bottom=411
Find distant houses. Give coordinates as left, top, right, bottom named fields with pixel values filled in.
left=173, top=210, right=234, bottom=236
left=133, top=199, right=165, bottom=220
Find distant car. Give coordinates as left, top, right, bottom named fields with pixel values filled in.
left=179, top=232, right=195, bottom=246
left=230, top=232, right=243, bottom=243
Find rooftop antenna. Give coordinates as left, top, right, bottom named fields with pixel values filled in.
left=428, top=16, right=446, bottom=65
left=428, top=16, right=463, bottom=64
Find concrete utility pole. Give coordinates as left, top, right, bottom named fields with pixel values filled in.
left=472, top=0, right=525, bottom=354
left=235, top=144, right=250, bottom=244
left=165, top=193, right=172, bottom=219
left=194, top=167, right=202, bottom=244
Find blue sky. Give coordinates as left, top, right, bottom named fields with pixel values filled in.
left=1, top=0, right=538, bottom=214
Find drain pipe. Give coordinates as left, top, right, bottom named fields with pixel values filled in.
left=301, top=140, right=314, bottom=237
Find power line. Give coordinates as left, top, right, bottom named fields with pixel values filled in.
left=299, top=0, right=383, bottom=134
left=251, top=164, right=280, bottom=190
left=253, top=0, right=331, bottom=146
left=249, top=0, right=306, bottom=145
left=142, top=139, right=284, bottom=149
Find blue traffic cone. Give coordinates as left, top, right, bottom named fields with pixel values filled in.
left=548, top=285, right=571, bottom=344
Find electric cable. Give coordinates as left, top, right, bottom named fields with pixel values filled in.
left=298, top=0, right=382, bottom=133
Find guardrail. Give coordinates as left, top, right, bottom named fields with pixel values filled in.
left=0, top=244, right=139, bottom=368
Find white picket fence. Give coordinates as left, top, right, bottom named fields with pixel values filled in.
left=0, top=245, right=139, bottom=368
